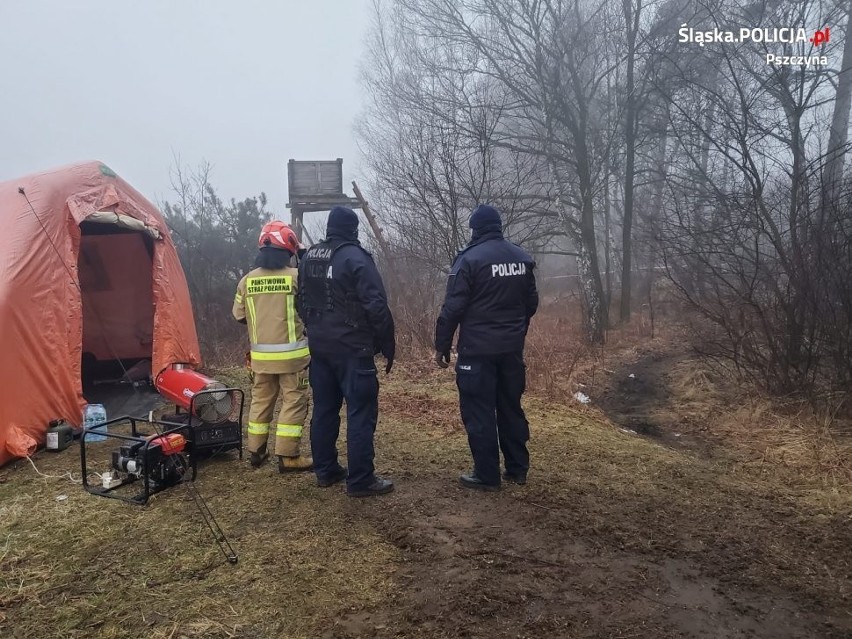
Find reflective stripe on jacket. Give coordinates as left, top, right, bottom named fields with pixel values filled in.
left=233, top=266, right=310, bottom=374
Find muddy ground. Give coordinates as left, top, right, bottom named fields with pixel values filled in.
left=1, top=357, right=851, bottom=639
left=595, top=350, right=705, bottom=451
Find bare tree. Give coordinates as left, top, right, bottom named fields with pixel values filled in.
left=161, top=159, right=271, bottom=361
left=654, top=0, right=852, bottom=396
left=361, top=0, right=627, bottom=342
left=358, top=0, right=852, bottom=400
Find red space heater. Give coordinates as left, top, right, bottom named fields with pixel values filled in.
left=154, top=365, right=243, bottom=457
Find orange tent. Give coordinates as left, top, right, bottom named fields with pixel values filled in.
left=0, top=161, right=201, bottom=465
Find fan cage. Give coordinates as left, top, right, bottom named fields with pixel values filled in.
left=194, top=382, right=238, bottom=423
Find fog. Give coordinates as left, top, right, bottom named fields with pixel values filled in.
left=0, top=0, right=370, bottom=215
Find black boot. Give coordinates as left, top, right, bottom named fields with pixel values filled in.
left=502, top=471, right=527, bottom=485
left=316, top=465, right=347, bottom=488
left=460, top=473, right=500, bottom=491
left=249, top=445, right=269, bottom=469
left=347, top=477, right=394, bottom=497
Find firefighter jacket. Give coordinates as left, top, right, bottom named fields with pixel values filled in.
left=233, top=266, right=310, bottom=374
left=297, top=235, right=395, bottom=359
left=435, top=229, right=539, bottom=357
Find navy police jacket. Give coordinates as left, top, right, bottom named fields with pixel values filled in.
left=298, top=235, right=395, bottom=359
left=435, top=230, right=538, bottom=356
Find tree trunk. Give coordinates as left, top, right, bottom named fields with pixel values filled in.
left=645, top=104, right=669, bottom=323
left=550, top=155, right=607, bottom=344
left=580, top=191, right=608, bottom=344
left=604, top=170, right=613, bottom=310
left=620, top=0, right=641, bottom=323
left=577, top=240, right=607, bottom=344
left=693, top=102, right=715, bottom=297
left=825, top=0, right=852, bottom=205
left=650, top=105, right=669, bottom=229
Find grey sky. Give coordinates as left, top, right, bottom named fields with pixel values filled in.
left=0, top=0, right=371, bottom=223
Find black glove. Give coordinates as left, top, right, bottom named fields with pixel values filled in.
left=381, top=339, right=395, bottom=375
left=435, top=350, right=450, bottom=368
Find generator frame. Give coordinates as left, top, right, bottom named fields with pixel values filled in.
left=80, top=415, right=197, bottom=505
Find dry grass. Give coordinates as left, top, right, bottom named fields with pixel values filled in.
left=518, top=306, right=852, bottom=493
left=661, top=356, right=852, bottom=491
left=0, top=447, right=398, bottom=639
left=520, top=307, right=691, bottom=401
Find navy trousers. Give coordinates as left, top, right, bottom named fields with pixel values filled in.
left=455, top=351, right=529, bottom=485
left=309, top=354, right=379, bottom=490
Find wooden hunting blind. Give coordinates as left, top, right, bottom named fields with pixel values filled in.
left=286, top=158, right=364, bottom=242
left=288, top=159, right=345, bottom=202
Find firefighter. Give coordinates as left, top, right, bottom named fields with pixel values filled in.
left=435, top=204, right=539, bottom=490
left=297, top=206, right=396, bottom=497
left=233, top=221, right=313, bottom=473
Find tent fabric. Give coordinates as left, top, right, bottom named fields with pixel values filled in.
left=0, top=161, right=201, bottom=465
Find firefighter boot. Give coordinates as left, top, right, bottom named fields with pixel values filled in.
left=279, top=455, right=314, bottom=472
left=248, top=372, right=279, bottom=467
left=250, top=443, right=269, bottom=469
left=276, top=435, right=313, bottom=473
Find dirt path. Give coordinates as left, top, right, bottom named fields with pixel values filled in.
left=322, top=371, right=852, bottom=639
left=331, top=477, right=842, bottom=639
left=595, top=351, right=711, bottom=452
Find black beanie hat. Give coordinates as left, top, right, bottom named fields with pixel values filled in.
left=469, top=204, right=502, bottom=231
left=326, top=206, right=359, bottom=239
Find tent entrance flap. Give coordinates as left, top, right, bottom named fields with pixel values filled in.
left=78, top=221, right=154, bottom=387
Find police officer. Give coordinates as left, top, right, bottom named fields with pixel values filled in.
left=435, top=204, right=538, bottom=490
left=298, top=206, right=396, bottom=497
left=233, top=221, right=313, bottom=473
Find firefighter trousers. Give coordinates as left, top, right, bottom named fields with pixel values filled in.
left=455, top=351, right=530, bottom=485
left=247, top=370, right=309, bottom=457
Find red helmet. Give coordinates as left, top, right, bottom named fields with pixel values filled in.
left=258, top=221, right=299, bottom=253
